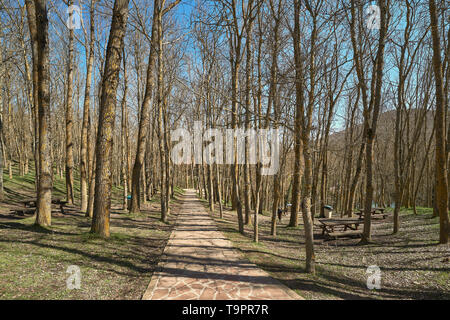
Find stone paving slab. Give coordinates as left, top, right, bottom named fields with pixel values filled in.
left=142, top=189, right=302, bottom=300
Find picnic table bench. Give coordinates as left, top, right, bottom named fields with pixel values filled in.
left=355, top=207, right=388, bottom=219
left=318, top=218, right=363, bottom=240
left=9, top=207, right=36, bottom=216
left=16, top=198, right=68, bottom=214
left=20, top=198, right=38, bottom=207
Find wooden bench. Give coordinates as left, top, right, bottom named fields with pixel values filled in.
left=18, top=198, right=68, bottom=215
left=356, top=208, right=388, bottom=220
left=327, top=230, right=363, bottom=239
left=20, top=199, right=37, bottom=207
left=53, top=199, right=68, bottom=215
left=357, top=213, right=388, bottom=220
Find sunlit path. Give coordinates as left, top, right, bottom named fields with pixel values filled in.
left=142, top=189, right=302, bottom=300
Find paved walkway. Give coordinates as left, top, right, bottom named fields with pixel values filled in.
left=142, top=189, right=302, bottom=300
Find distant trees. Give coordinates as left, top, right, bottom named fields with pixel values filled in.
left=0, top=0, right=447, bottom=252
left=179, top=0, right=447, bottom=260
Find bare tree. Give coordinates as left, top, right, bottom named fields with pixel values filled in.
left=428, top=0, right=449, bottom=244
left=350, top=0, right=390, bottom=243
left=65, top=0, right=75, bottom=205
left=81, top=0, right=96, bottom=213
left=291, top=0, right=315, bottom=273
left=91, top=0, right=130, bottom=237
left=25, top=0, right=52, bottom=226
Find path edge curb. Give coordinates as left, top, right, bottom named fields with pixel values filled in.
left=141, top=196, right=182, bottom=300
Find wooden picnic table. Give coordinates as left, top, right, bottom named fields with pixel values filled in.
left=17, top=198, right=68, bottom=214
left=355, top=207, right=388, bottom=219
left=10, top=207, right=36, bottom=216
left=318, top=218, right=363, bottom=240
left=20, top=198, right=38, bottom=207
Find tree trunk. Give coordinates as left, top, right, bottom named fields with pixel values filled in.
left=25, top=0, right=40, bottom=190
left=361, top=0, right=389, bottom=244
left=65, top=0, right=75, bottom=205
left=428, top=0, right=449, bottom=244
left=91, top=0, right=130, bottom=237
left=80, top=0, right=95, bottom=213
left=28, top=0, right=52, bottom=226
left=156, top=1, right=167, bottom=223
left=293, top=0, right=314, bottom=273
left=130, top=1, right=158, bottom=213
left=121, top=47, right=129, bottom=210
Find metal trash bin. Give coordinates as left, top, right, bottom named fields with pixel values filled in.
left=323, top=205, right=333, bottom=218
left=127, top=195, right=132, bottom=210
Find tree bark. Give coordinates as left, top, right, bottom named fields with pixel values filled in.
left=28, top=0, right=52, bottom=226
left=361, top=0, right=390, bottom=244
left=121, top=47, right=129, bottom=210
left=81, top=0, right=95, bottom=213
left=428, top=0, right=449, bottom=244
left=130, top=0, right=159, bottom=213
left=293, top=0, right=314, bottom=273
left=65, top=0, right=75, bottom=205
left=91, top=0, right=130, bottom=237
left=25, top=0, right=40, bottom=190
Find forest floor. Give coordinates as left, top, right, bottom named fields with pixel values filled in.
left=1, top=163, right=448, bottom=300
left=0, top=164, right=180, bottom=299
left=209, top=200, right=450, bottom=300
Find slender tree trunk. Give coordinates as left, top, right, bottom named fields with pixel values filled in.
left=81, top=0, right=95, bottom=212
left=293, top=0, right=314, bottom=273
left=91, top=0, right=130, bottom=237
left=121, top=48, right=129, bottom=210
left=65, top=0, right=75, bottom=205
left=254, top=13, right=263, bottom=240
left=214, top=163, right=223, bottom=218
left=243, top=15, right=254, bottom=226
left=0, top=76, right=3, bottom=200
left=271, top=176, right=280, bottom=236
left=25, top=0, right=40, bottom=190
left=231, top=61, right=244, bottom=234
left=130, top=1, right=158, bottom=213
left=156, top=1, right=167, bottom=222
left=361, top=0, right=389, bottom=244
left=87, top=146, right=96, bottom=218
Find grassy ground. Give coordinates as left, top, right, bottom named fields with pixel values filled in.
left=207, top=198, right=450, bottom=300
left=0, top=162, right=182, bottom=299
left=1, top=162, right=125, bottom=206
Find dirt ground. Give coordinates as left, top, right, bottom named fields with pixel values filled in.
left=1, top=171, right=448, bottom=300
left=210, top=203, right=450, bottom=300
left=0, top=197, right=179, bottom=299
